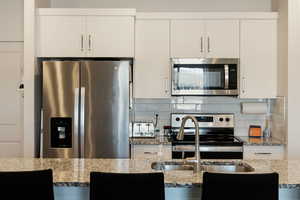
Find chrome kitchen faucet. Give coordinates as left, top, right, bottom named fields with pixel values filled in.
left=176, top=116, right=201, bottom=172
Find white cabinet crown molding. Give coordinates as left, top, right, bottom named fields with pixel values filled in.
left=37, top=8, right=136, bottom=16
left=136, top=12, right=278, bottom=20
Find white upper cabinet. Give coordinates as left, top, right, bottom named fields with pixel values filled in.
left=170, top=20, right=239, bottom=58
left=135, top=20, right=170, bottom=98
left=240, top=20, right=277, bottom=99
left=171, top=20, right=205, bottom=58
left=86, top=16, right=134, bottom=57
left=38, top=16, right=85, bottom=57
left=205, top=20, right=239, bottom=58
left=0, top=0, right=23, bottom=41
left=37, top=9, right=136, bottom=57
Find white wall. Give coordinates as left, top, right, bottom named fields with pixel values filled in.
left=287, top=0, right=300, bottom=159
left=49, top=0, right=272, bottom=11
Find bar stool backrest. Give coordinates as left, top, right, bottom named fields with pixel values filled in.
left=0, top=169, right=54, bottom=200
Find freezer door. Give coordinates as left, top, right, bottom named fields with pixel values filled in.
left=81, top=60, right=130, bottom=158
left=42, top=61, right=80, bottom=158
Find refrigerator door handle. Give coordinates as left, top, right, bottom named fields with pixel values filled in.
left=74, top=88, right=80, bottom=157
left=80, top=87, right=86, bottom=158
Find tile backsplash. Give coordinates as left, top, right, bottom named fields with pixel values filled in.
left=133, top=96, right=285, bottom=141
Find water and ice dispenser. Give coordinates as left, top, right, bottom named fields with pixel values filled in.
left=51, top=118, right=72, bottom=148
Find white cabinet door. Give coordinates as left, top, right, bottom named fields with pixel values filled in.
left=0, top=43, right=23, bottom=157
left=240, top=20, right=277, bottom=98
left=244, top=145, right=284, bottom=160
left=86, top=16, right=134, bottom=57
left=170, top=20, right=205, bottom=58
left=135, top=20, right=170, bottom=98
left=205, top=20, right=239, bottom=58
left=37, top=16, right=85, bottom=57
left=131, top=145, right=172, bottom=160
left=0, top=0, right=23, bottom=41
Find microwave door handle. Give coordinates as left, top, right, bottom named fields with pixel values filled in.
left=224, top=65, right=229, bottom=89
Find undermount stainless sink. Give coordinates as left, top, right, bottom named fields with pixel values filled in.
left=151, top=162, right=195, bottom=171
left=151, top=161, right=254, bottom=173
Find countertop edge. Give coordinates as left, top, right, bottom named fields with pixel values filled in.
left=53, top=182, right=300, bottom=189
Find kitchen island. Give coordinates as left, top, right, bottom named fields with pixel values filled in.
left=0, top=158, right=299, bottom=199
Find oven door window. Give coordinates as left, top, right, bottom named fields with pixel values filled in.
left=173, top=64, right=226, bottom=90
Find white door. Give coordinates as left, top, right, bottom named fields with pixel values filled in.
left=86, top=16, right=134, bottom=57
left=0, top=43, right=23, bottom=157
left=205, top=20, right=239, bottom=58
left=240, top=20, right=277, bottom=98
left=170, top=20, right=205, bottom=58
left=37, top=16, right=85, bottom=57
left=135, top=20, right=170, bottom=98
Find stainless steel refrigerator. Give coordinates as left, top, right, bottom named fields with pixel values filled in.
left=41, top=59, right=132, bottom=158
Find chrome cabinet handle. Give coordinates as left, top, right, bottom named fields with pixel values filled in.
left=242, top=77, right=246, bottom=94
left=207, top=37, right=211, bottom=53
left=254, top=153, right=272, bottom=155
left=88, top=35, right=92, bottom=51
left=81, top=35, right=84, bottom=51
left=144, top=152, right=158, bottom=155
left=200, top=37, right=204, bottom=53
left=164, top=78, right=169, bottom=94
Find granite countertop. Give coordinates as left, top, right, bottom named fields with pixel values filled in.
left=0, top=158, right=299, bottom=189
left=130, top=137, right=171, bottom=145
left=239, top=136, right=284, bottom=146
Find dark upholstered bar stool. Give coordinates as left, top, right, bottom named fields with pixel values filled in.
left=0, top=169, right=54, bottom=200
left=90, top=172, right=165, bottom=200
left=202, top=172, right=279, bottom=200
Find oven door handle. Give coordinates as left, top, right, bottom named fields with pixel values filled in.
left=224, top=64, right=229, bottom=89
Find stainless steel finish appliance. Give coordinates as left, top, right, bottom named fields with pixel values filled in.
left=171, top=113, right=243, bottom=159
left=132, top=122, right=155, bottom=138
left=171, top=58, right=239, bottom=96
left=42, top=59, right=132, bottom=158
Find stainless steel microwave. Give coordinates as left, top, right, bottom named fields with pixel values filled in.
left=171, top=58, right=239, bottom=96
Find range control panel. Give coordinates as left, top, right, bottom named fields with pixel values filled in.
left=171, top=114, right=234, bottom=128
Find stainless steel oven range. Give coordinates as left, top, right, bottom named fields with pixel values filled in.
left=171, top=113, right=243, bottom=159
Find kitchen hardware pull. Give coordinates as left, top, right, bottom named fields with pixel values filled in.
left=80, top=87, right=85, bottom=158
left=200, top=37, right=204, bottom=53
left=81, top=35, right=84, bottom=51
left=164, top=78, right=169, bottom=94
left=242, top=77, right=246, bottom=94
left=224, top=65, right=229, bottom=89
left=207, top=37, right=211, bottom=53
left=129, top=65, right=133, bottom=110
left=144, top=152, right=158, bottom=155
left=74, top=88, right=80, bottom=157
left=129, top=82, right=133, bottom=110
left=88, top=35, right=92, bottom=51
left=254, top=152, right=272, bottom=155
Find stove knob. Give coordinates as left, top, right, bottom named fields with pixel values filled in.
left=175, top=117, right=180, bottom=122
left=219, top=118, right=224, bottom=122
left=226, top=118, right=230, bottom=122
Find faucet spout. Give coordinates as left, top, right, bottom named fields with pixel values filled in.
left=176, top=115, right=201, bottom=172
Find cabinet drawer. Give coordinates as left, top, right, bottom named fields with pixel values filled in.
left=243, top=145, right=284, bottom=160
left=132, top=145, right=171, bottom=160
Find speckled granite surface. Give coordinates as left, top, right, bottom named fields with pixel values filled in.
left=0, top=158, right=299, bottom=188
left=239, top=136, right=284, bottom=146
left=130, top=137, right=171, bottom=145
